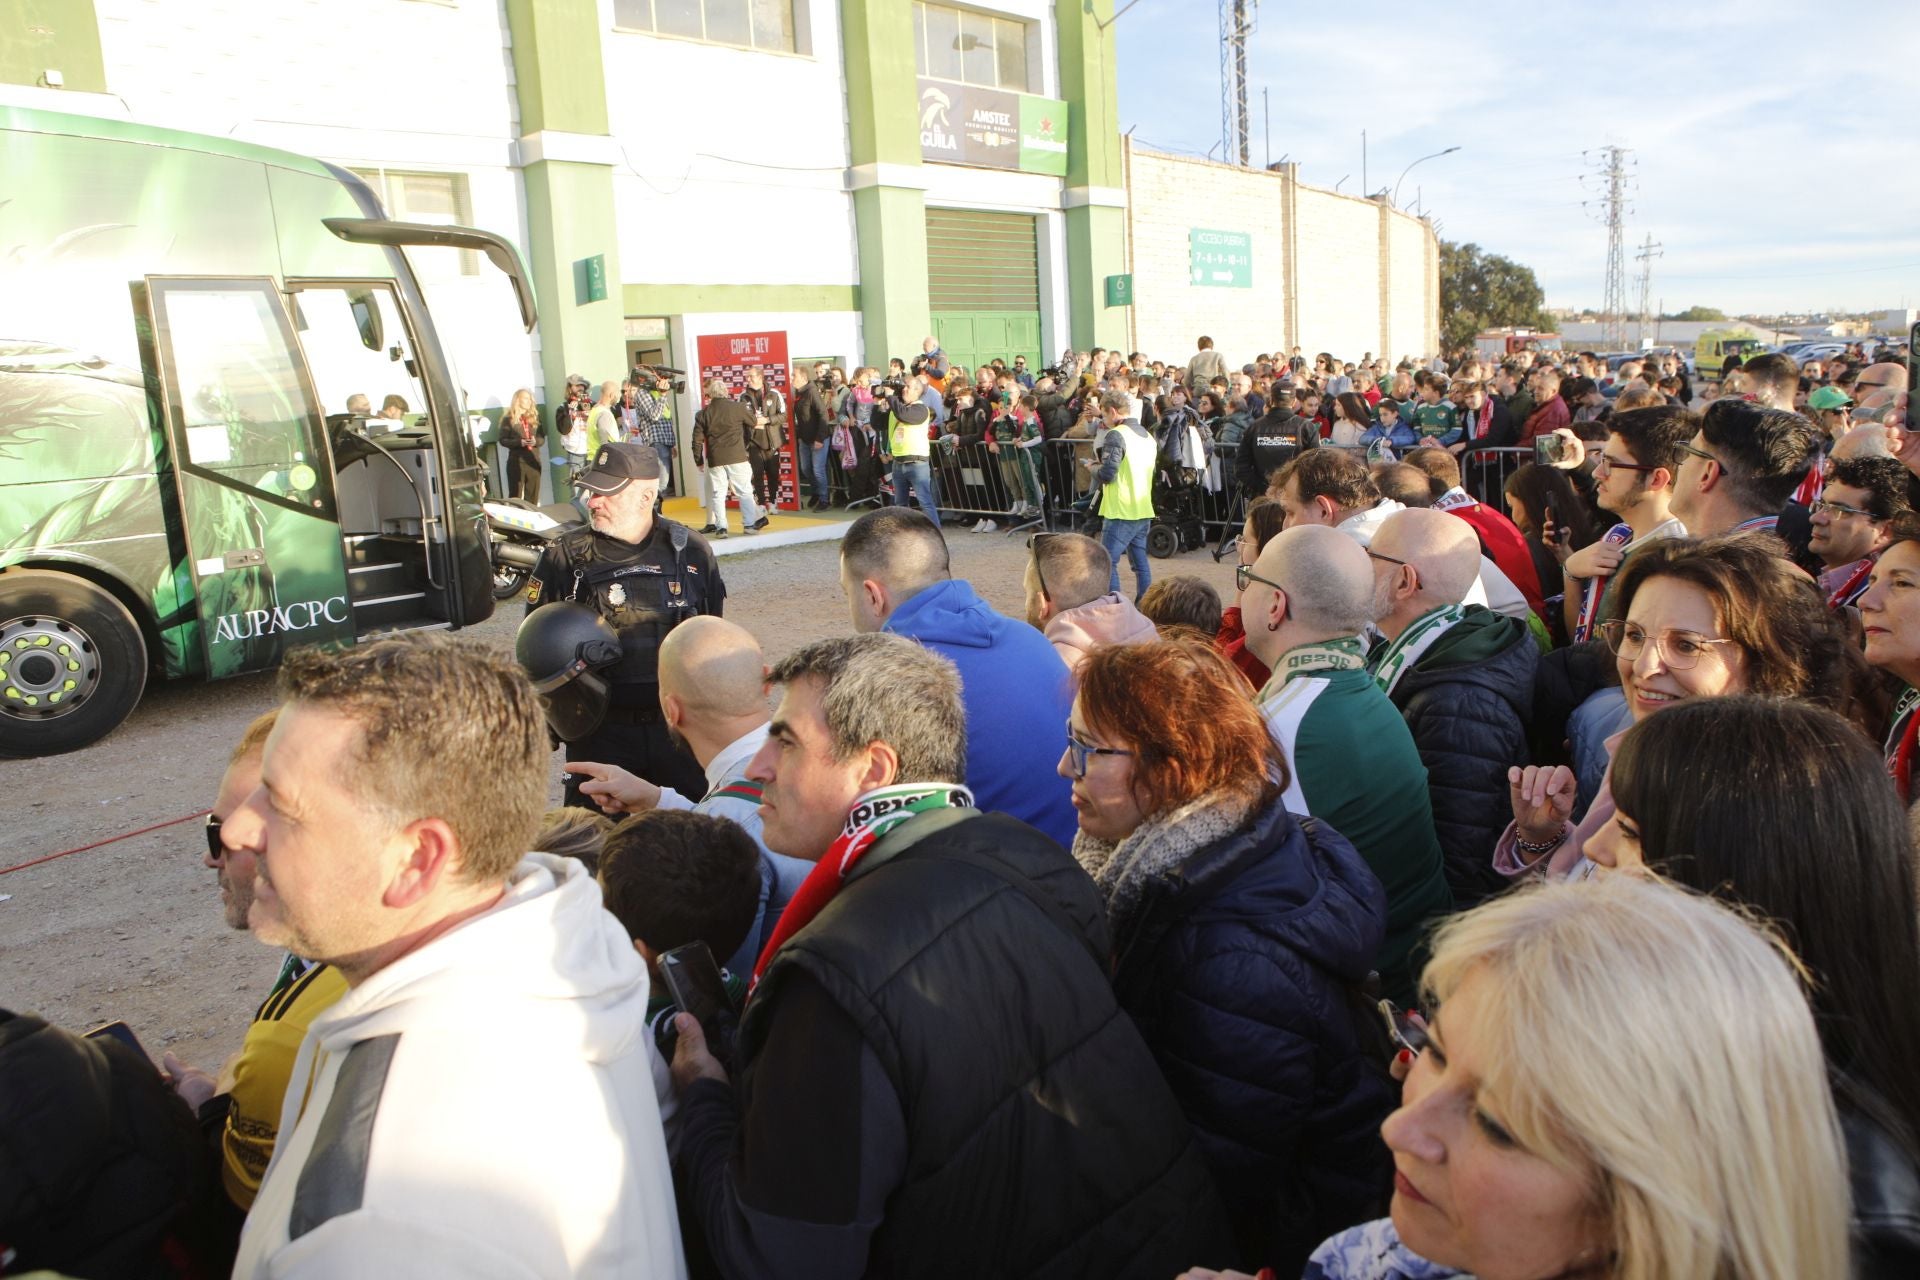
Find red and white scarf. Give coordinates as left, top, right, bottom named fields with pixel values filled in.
left=749, top=783, right=974, bottom=995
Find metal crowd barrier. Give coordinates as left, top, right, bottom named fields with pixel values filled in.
left=1459, top=446, right=1533, bottom=505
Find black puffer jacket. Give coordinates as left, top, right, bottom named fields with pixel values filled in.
left=1109, top=801, right=1394, bottom=1275
left=737, top=810, right=1233, bottom=1278
left=0, top=1010, right=213, bottom=1279
left=1386, top=607, right=1538, bottom=906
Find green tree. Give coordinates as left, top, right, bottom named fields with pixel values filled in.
left=1438, top=241, right=1554, bottom=352
left=1665, top=305, right=1726, bottom=322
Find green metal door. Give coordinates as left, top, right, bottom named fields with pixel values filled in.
left=926, top=208, right=1042, bottom=375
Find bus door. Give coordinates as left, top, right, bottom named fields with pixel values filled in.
left=137, top=276, right=353, bottom=678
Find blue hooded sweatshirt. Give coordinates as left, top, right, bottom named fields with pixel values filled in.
left=884, top=579, right=1078, bottom=847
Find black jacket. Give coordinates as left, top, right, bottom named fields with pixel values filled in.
left=1237, top=408, right=1319, bottom=494
left=0, top=1010, right=217, bottom=1278
left=693, top=399, right=755, bottom=468
left=790, top=382, right=829, bottom=446
left=676, top=810, right=1233, bottom=1279
left=1111, top=803, right=1394, bottom=1274
left=1459, top=398, right=1517, bottom=449
left=1386, top=607, right=1538, bottom=906
left=1841, top=1088, right=1920, bottom=1280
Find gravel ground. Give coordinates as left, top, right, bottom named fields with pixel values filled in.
left=0, top=527, right=1241, bottom=1068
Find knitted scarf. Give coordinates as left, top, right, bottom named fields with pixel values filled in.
left=1371, top=604, right=1469, bottom=696
left=1072, top=791, right=1255, bottom=940
left=748, top=783, right=973, bottom=995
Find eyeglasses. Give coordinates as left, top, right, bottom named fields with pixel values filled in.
left=1064, top=722, right=1133, bottom=779
left=205, top=813, right=225, bottom=862
left=1856, top=380, right=1896, bottom=393
left=1598, top=620, right=1740, bottom=670
left=1674, top=440, right=1720, bottom=468
left=1366, top=549, right=1408, bottom=568
left=1593, top=453, right=1657, bottom=476
left=1810, top=498, right=1875, bottom=520
left=1235, top=563, right=1286, bottom=595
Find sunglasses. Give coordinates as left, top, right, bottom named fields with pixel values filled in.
left=205, top=813, right=225, bottom=861
left=1026, top=532, right=1057, bottom=598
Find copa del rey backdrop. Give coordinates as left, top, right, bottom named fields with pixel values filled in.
left=697, top=330, right=799, bottom=511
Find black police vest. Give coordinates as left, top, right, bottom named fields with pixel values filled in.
left=558, top=521, right=699, bottom=689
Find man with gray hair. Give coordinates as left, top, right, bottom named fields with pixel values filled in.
left=226, top=634, right=685, bottom=1278
left=692, top=377, right=764, bottom=536
left=1238, top=524, right=1451, bottom=1001
left=1022, top=531, right=1157, bottom=681
left=668, top=633, right=1229, bottom=1278
left=840, top=508, right=1076, bottom=846
left=1366, top=509, right=1537, bottom=907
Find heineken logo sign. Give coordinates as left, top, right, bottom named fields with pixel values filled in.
left=212, top=596, right=350, bottom=643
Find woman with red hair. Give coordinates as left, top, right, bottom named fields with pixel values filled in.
left=1062, top=638, right=1394, bottom=1275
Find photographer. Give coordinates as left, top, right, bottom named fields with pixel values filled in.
left=878, top=374, right=941, bottom=529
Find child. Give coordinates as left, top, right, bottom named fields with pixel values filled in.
left=1411, top=376, right=1461, bottom=447
left=1359, top=398, right=1419, bottom=461
left=597, top=810, right=766, bottom=1037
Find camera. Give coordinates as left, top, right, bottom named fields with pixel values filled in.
left=634, top=364, right=688, bottom=395
left=876, top=377, right=907, bottom=403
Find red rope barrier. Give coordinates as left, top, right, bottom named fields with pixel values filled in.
left=0, top=809, right=212, bottom=878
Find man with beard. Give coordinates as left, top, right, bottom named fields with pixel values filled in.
left=527, top=442, right=725, bottom=805
left=159, top=710, right=348, bottom=1212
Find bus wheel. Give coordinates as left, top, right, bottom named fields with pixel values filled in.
left=0, top=571, right=148, bottom=757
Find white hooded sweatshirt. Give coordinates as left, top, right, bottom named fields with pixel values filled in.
left=233, top=854, right=686, bottom=1280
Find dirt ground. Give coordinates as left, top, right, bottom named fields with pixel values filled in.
left=0, top=529, right=1240, bottom=1070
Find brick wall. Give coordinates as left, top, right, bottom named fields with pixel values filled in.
left=1124, top=140, right=1437, bottom=369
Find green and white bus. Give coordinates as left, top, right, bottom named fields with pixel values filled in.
left=0, top=106, right=536, bottom=756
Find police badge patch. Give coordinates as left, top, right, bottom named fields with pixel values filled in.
left=668, top=580, right=682, bottom=597
left=526, top=578, right=542, bottom=604
left=608, top=582, right=627, bottom=607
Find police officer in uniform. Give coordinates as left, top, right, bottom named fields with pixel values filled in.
left=526, top=441, right=722, bottom=806
left=1235, top=387, right=1320, bottom=499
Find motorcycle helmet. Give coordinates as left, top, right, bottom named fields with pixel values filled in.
left=515, top=603, right=623, bottom=741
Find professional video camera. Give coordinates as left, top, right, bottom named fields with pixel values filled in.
left=874, top=376, right=907, bottom=404
left=633, top=363, right=688, bottom=395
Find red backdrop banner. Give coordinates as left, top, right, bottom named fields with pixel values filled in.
left=696, top=331, right=797, bottom=511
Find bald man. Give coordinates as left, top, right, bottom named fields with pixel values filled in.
left=566, top=615, right=810, bottom=976
left=1238, top=525, right=1451, bottom=1002
left=1366, top=510, right=1537, bottom=908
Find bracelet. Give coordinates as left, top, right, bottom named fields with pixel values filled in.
left=1515, top=825, right=1570, bottom=858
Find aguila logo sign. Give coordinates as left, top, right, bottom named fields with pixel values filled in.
left=212, top=596, right=350, bottom=643
left=920, top=86, right=957, bottom=152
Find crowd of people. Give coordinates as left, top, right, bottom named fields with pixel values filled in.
left=8, top=330, right=1920, bottom=1280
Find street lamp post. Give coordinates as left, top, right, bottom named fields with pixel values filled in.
left=1393, top=146, right=1460, bottom=208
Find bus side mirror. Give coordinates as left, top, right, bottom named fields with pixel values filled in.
left=349, top=291, right=385, bottom=352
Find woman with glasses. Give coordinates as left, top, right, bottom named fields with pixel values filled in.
left=1213, top=497, right=1289, bottom=688
left=1584, top=696, right=1920, bottom=1275
left=1499, top=530, right=1874, bottom=881
left=1061, top=638, right=1394, bottom=1275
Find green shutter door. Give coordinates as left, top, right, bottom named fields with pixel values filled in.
left=926, top=208, right=1042, bottom=377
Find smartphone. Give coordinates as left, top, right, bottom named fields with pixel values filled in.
left=1376, top=999, right=1428, bottom=1056
left=85, top=1019, right=155, bottom=1067
left=659, top=942, right=738, bottom=1069
left=1533, top=434, right=1568, bottom=466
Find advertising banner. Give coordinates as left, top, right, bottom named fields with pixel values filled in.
left=696, top=330, right=798, bottom=511
left=918, top=78, right=1069, bottom=176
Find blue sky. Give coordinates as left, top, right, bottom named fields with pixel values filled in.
left=1113, top=0, right=1920, bottom=317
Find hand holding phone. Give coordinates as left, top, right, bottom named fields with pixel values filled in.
left=659, top=942, right=738, bottom=1071
left=86, top=1020, right=155, bottom=1067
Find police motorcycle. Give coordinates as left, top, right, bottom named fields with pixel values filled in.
left=484, top=496, right=583, bottom=601
left=515, top=602, right=621, bottom=741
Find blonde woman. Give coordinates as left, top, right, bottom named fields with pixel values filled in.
left=1184, top=874, right=1850, bottom=1280
left=500, top=387, right=542, bottom=502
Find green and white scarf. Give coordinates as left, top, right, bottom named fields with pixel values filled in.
left=1370, top=604, right=1470, bottom=696
left=1256, top=636, right=1367, bottom=703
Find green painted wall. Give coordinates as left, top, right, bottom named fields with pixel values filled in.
left=0, top=0, right=107, bottom=93
left=854, top=185, right=931, bottom=366
left=843, top=0, right=927, bottom=366
left=1058, top=1, right=1126, bottom=350
left=621, top=283, right=860, bottom=314
left=1056, top=0, right=1121, bottom=191
left=503, top=0, right=608, bottom=136
left=504, top=0, right=623, bottom=430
